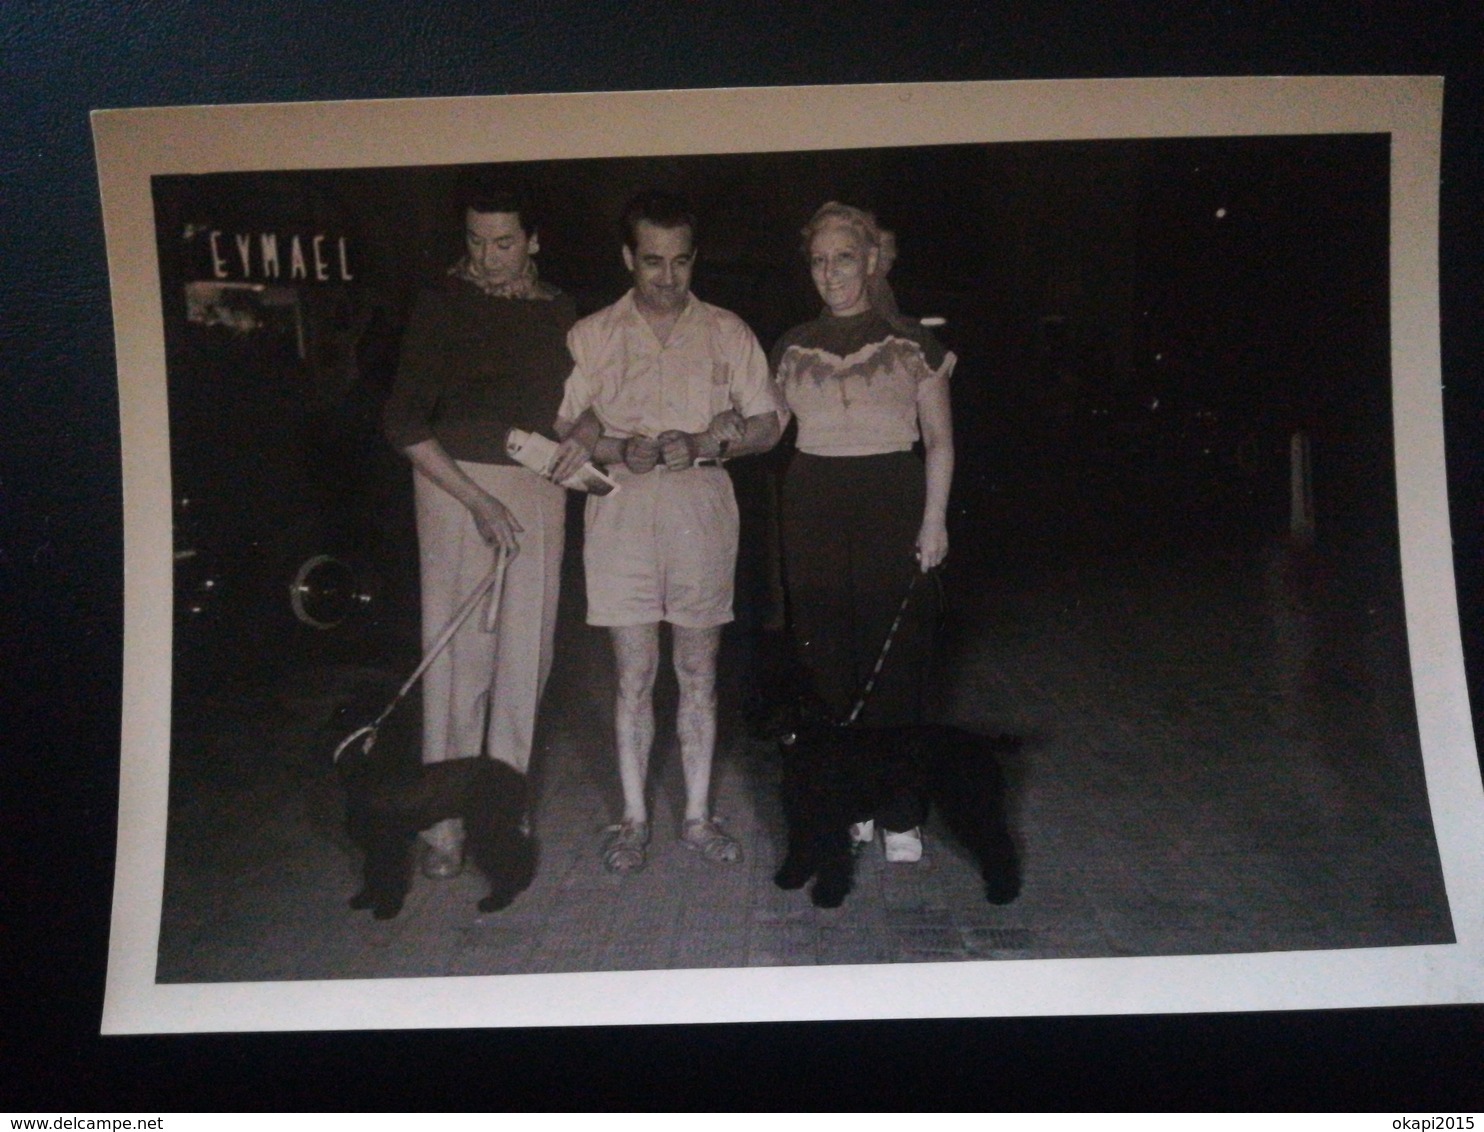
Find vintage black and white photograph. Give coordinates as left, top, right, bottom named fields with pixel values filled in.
left=95, top=79, right=1482, bottom=1032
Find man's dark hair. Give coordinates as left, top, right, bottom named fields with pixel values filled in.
left=620, top=189, right=697, bottom=250
left=462, top=186, right=536, bottom=236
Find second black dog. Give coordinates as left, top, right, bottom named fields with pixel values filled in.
left=774, top=716, right=1022, bottom=910
left=335, top=696, right=535, bottom=920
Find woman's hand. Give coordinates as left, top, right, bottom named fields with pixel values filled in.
left=915, top=517, right=948, bottom=572
left=400, top=438, right=522, bottom=558
left=547, top=435, right=593, bottom=484
left=914, top=366, right=954, bottom=575
left=468, top=493, right=522, bottom=558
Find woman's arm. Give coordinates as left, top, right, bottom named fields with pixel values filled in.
left=656, top=410, right=780, bottom=470
left=915, top=370, right=954, bottom=572
left=718, top=408, right=782, bottom=459
left=555, top=408, right=661, bottom=474
left=401, top=437, right=523, bottom=556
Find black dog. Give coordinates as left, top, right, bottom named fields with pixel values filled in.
left=773, top=702, right=1021, bottom=910
left=334, top=695, right=535, bottom=920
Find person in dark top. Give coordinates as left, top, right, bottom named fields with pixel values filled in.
left=382, top=187, right=585, bottom=879
left=771, top=202, right=956, bottom=864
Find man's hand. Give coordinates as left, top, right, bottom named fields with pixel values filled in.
left=469, top=493, right=522, bottom=557
left=658, top=430, right=700, bottom=471
left=705, top=409, right=745, bottom=447
left=547, top=436, right=593, bottom=485
left=623, top=435, right=662, bottom=474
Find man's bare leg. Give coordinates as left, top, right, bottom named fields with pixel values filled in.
left=673, top=624, right=739, bottom=861
left=610, top=623, right=660, bottom=824
left=672, top=624, right=722, bottom=822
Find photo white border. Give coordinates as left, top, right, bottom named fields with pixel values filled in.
left=95, top=76, right=1483, bottom=1034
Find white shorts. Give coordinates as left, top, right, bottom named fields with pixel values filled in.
left=583, top=464, right=738, bottom=628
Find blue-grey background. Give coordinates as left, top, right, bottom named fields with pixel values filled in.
left=3, top=0, right=1480, bottom=1109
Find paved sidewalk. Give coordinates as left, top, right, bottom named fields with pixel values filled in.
left=156, top=531, right=1451, bottom=982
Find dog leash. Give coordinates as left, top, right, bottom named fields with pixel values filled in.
left=841, top=569, right=923, bottom=726
left=333, top=544, right=511, bottom=763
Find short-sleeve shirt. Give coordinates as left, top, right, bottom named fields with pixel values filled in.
left=558, top=291, right=780, bottom=438
left=771, top=309, right=955, bottom=456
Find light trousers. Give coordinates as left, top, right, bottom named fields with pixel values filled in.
left=414, top=462, right=565, bottom=783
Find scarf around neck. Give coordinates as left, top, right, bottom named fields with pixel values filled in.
left=449, top=256, right=556, bottom=300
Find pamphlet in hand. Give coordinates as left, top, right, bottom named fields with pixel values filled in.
left=506, top=428, right=619, bottom=495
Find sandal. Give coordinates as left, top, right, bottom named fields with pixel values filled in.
left=602, top=819, right=649, bottom=873
left=680, top=817, right=742, bottom=864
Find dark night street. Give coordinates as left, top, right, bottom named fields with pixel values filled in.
left=155, top=484, right=1451, bottom=981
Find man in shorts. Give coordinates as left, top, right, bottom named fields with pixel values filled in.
left=552, top=190, right=783, bottom=872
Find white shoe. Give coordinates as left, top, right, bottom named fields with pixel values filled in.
left=883, top=827, right=923, bottom=863
left=849, top=820, right=875, bottom=844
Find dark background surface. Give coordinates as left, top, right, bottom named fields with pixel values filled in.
left=3, top=0, right=1481, bottom=1111
left=156, top=133, right=1397, bottom=683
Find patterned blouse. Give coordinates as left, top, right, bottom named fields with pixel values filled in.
left=771, top=309, right=954, bottom=456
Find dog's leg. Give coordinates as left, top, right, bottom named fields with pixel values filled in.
left=974, top=764, right=1021, bottom=905
left=931, top=731, right=1021, bottom=905
left=961, top=799, right=1021, bottom=905
left=773, top=776, right=819, bottom=891
left=357, top=821, right=414, bottom=920
left=468, top=763, right=536, bottom=914
left=470, top=818, right=535, bottom=913
left=347, top=803, right=401, bottom=916
left=774, top=846, right=815, bottom=890
left=813, top=783, right=860, bottom=907
left=980, top=838, right=1021, bottom=904
left=809, top=824, right=856, bottom=909
left=774, top=728, right=865, bottom=906
left=476, top=832, right=535, bottom=913
left=347, top=803, right=378, bottom=911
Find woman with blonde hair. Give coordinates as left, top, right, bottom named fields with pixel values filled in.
left=771, top=202, right=956, bottom=863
